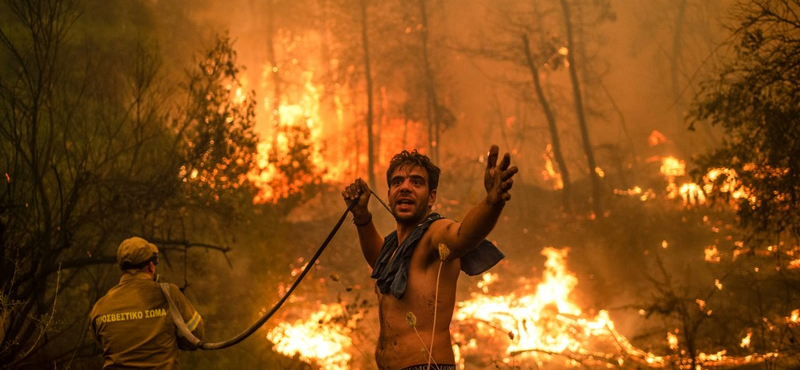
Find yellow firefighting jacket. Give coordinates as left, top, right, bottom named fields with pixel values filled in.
left=90, top=271, right=204, bottom=370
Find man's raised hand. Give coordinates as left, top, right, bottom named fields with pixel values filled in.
left=342, top=178, right=372, bottom=221
left=484, top=145, right=519, bottom=207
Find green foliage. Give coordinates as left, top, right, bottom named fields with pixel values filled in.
left=265, top=124, right=324, bottom=206
left=176, top=32, right=259, bottom=212
left=689, top=0, right=800, bottom=241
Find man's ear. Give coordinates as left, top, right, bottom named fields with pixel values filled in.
left=428, top=188, right=437, bottom=208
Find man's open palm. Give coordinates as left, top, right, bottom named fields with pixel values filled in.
left=484, top=145, right=518, bottom=206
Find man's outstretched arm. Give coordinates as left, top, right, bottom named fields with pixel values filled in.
left=342, top=178, right=384, bottom=268
left=435, top=145, right=518, bottom=259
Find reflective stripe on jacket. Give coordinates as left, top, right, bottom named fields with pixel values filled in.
left=89, top=272, right=204, bottom=370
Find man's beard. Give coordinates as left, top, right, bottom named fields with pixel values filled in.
left=392, top=202, right=430, bottom=226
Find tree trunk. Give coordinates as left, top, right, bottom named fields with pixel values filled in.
left=418, top=0, right=440, bottom=163
left=317, top=0, right=346, bottom=170
left=360, top=0, right=376, bottom=189
left=266, top=0, right=282, bottom=148
left=521, top=34, right=572, bottom=211
left=560, top=0, right=602, bottom=216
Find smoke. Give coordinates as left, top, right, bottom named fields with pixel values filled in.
left=133, top=0, right=747, bottom=368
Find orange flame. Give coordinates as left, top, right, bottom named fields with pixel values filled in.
left=703, top=167, right=754, bottom=204
left=265, top=303, right=355, bottom=370
left=263, top=245, right=790, bottom=369
left=541, top=145, right=564, bottom=190
left=614, top=152, right=763, bottom=208
left=454, top=247, right=635, bottom=368
left=667, top=331, right=679, bottom=351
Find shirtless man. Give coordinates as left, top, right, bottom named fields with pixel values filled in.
left=342, top=145, right=517, bottom=370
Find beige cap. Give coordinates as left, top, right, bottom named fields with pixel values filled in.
left=117, top=237, right=159, bottom=269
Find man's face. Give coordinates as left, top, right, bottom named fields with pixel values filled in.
left=388, top=164, right=436, bottom=225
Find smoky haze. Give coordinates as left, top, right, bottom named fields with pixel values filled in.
left=151, top=0, right=734, bottom=367
left=184, top=0, right=729, bottom=181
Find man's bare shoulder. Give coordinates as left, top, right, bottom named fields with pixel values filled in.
left=421, top=218, right=459, bottom=252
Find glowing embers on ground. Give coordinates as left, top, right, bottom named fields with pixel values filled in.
left=265, top=302, right=355, bottom=370
left=613, top=155, right=756, bottom=207
left=704, top=239, right=800, bottom=270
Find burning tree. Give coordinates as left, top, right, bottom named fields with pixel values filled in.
left=690, top=0, right=800, bottom=243
left=681, top=1, right=800, bottom=366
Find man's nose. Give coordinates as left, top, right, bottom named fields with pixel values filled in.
left=397, top=179, right=412, bottom=192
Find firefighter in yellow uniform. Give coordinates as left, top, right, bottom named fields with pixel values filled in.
left=90, top=237, right=204, bottom=369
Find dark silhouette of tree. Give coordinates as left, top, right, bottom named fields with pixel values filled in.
left=264, top=123, right=324, bottom=207
left=360, top=0, right=377, bottom=190
left=522, top=33, right=572, bottom=211
left=177, top=33, right=259, bottom=211
left=690, top=0, right=800, bottom=242
left=417, top=0, right=442, bottom=163
left=318, top=0, right=456, bottom=181
left=265, top=0, right=283, bottom=149
left=0, top=0, right=259, bottom=365
left=458, top=0, right=615, bottom=215
left=560, top=0, right=604, bottom=217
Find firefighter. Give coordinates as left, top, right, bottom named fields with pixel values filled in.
left=89, top=237, right=204, bottom=370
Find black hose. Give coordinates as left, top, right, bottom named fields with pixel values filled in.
left=194, top=200, right=358, bottom=350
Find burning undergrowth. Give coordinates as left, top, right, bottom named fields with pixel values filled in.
left=262, top=243, right=797, bottom=369
left=253, top=153, right=800, bottom=370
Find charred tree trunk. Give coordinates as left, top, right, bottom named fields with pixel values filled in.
left=266, top=0, right=282, bottom=148
left=522, top=34, right=572, bottom=211
left=671, top=0, right=687, bottom=128
left=560, top=0, right=602, bottom=216
left=418, top=0, right=440, bottom=163
left=670, top=0, right=713, bottom=147
left=360, top=0, right=376, bottom=189
left=317, top=0, right=346, bottom=168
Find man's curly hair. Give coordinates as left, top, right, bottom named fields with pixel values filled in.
left=386, top=150, right=440, bottom=191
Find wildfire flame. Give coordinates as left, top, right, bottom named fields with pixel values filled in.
left=453, top=247, right=664, bottom=369
left=703, top=167, right=753, bottom=203
left=614, top=153, right=754, bottom=208
left=265, top=302, right=356, bottom=370
left=247, top=69, right=334, bottom=203
left=255, top=125, right=798, bottom=368
left=542, top=145, right=565, bottom=190
left=265, top=246, right=790, bottom=369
